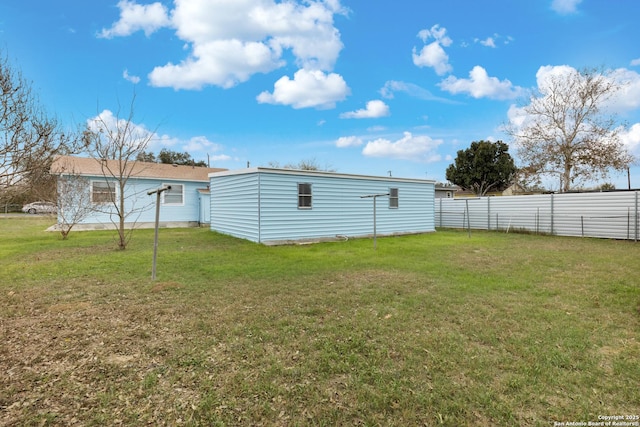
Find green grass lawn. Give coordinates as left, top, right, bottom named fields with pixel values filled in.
left=1, top=217, right=639, bottom=426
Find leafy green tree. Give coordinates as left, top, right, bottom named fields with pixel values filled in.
left=136, top=151, right=157, bottom=163
left=158, top=149, right=207, bottom=167
left=446, top=140, right=517, bottom=196
left=137, top=149, right=207, bottom=166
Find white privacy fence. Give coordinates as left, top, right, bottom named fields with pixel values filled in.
left=436, top=191, right=640, bottom=241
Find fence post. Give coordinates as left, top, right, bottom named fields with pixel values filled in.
left=550, top=193, right=555, bottom=235
left=627, top=207, right=630, bottom=241
left=462, top=207, right=466, bottom=230
left=581, top=216, right=584, bottom=237
left=487, top=197, right=491, bottom=231
left=466, top=199, right=471, bottom=237
left=634, top=191, right=638, bottom=242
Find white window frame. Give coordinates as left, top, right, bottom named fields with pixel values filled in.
left=298, top=183, right=312, bottom=209
left=389, top=187, right=399, bottom=209
left=161, top=183, right=184, bottom=206
left=91, top=180, right=117, bottom=204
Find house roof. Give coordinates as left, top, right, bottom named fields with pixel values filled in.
left=51, top=155, right=226, bottom=182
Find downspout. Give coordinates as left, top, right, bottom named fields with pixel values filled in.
left=198, top=192, right=202, bottom=226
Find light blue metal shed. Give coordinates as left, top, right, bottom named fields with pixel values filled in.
left=209, top=168, right=435, bottom=244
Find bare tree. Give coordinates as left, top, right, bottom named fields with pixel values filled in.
left=268, top=158, right=336, bottom=172
left=54, top=161, right=94, bottom=240
left=0, top=51, right=78, bottom=204
left=506, top=67, right=634, bottom=192
left=83, top=93, right=156, bottom=249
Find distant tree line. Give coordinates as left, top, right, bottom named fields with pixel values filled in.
left=137, top=148, right=208, bottom=167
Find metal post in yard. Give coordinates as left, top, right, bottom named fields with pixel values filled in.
left=360, top=193, right=389, bottom=249
left=148, top=185, right=171, bottom=280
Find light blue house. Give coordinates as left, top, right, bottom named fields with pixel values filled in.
left=209, top=168, right=435, bottom=244
left=51, top=155, right=225, bottom=229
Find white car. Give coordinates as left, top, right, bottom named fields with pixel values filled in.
left=22, top=201, right=57, bottom=215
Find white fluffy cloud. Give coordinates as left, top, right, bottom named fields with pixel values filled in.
left=256, top=69, right=350, bottom=109
left=122, top=69, right=141, bottom=84
left=99, top=0, right=170, bottom=38
left=340, top=100, right=389, bottom=119
left=631, top=58, right=640, bottom=67
left=87, top=109, right=156, bottom=149
left=88, top=110, right=228, bottom=161
left=362, top=132, right=442, bottom=162
left=335, top=136, right=363, bottom=148
left=605, top=68, right=640, bottom=112
left=149, top=39, right=284, bottom=89
left=412, top=25, right=453, bottom=76
left=101, top=0, right=347, bottom=93
left=380, top=80, right=455, bottom=103
left=439, top=66, right=522, bottom=100
left=620, top=123, right=640, bottom=154
left=551, top=0, right=582, bottom=14
left=183, top=135, right=223, bottom=154
left=476, top=36, right=496, bottom=48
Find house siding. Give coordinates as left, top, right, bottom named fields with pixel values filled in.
left=59, top=176, right=207, bottom=226
left=210, top=169, right=435, bottom=243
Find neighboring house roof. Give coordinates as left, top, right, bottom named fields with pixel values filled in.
left=51, top=155, right=226, bottom=182
left=435, top=184, right=460, bottom=192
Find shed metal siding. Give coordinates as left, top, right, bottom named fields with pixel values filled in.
left=210, top=169, right=434, bottom=243
left=210, top=173, right=261, bottom=242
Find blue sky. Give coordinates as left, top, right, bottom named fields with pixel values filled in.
left=2, top=0, right=640, bottom=189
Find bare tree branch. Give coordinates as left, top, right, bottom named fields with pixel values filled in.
left=506, top=67, right=634, bottom=192
left=83, top=92, right=157, bottom=250
left=1, top=51, right=80, bottom=202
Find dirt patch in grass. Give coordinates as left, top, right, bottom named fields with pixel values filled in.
left=1, top=281, right=199, bottom=426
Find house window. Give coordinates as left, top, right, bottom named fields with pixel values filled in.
left=389, top=188, right=399, bottom=208
left=162, top=184, right=184, bottom=205
left=91, top=181, right=116, bottom=204
left=298, top=183, right=312, bottom=209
